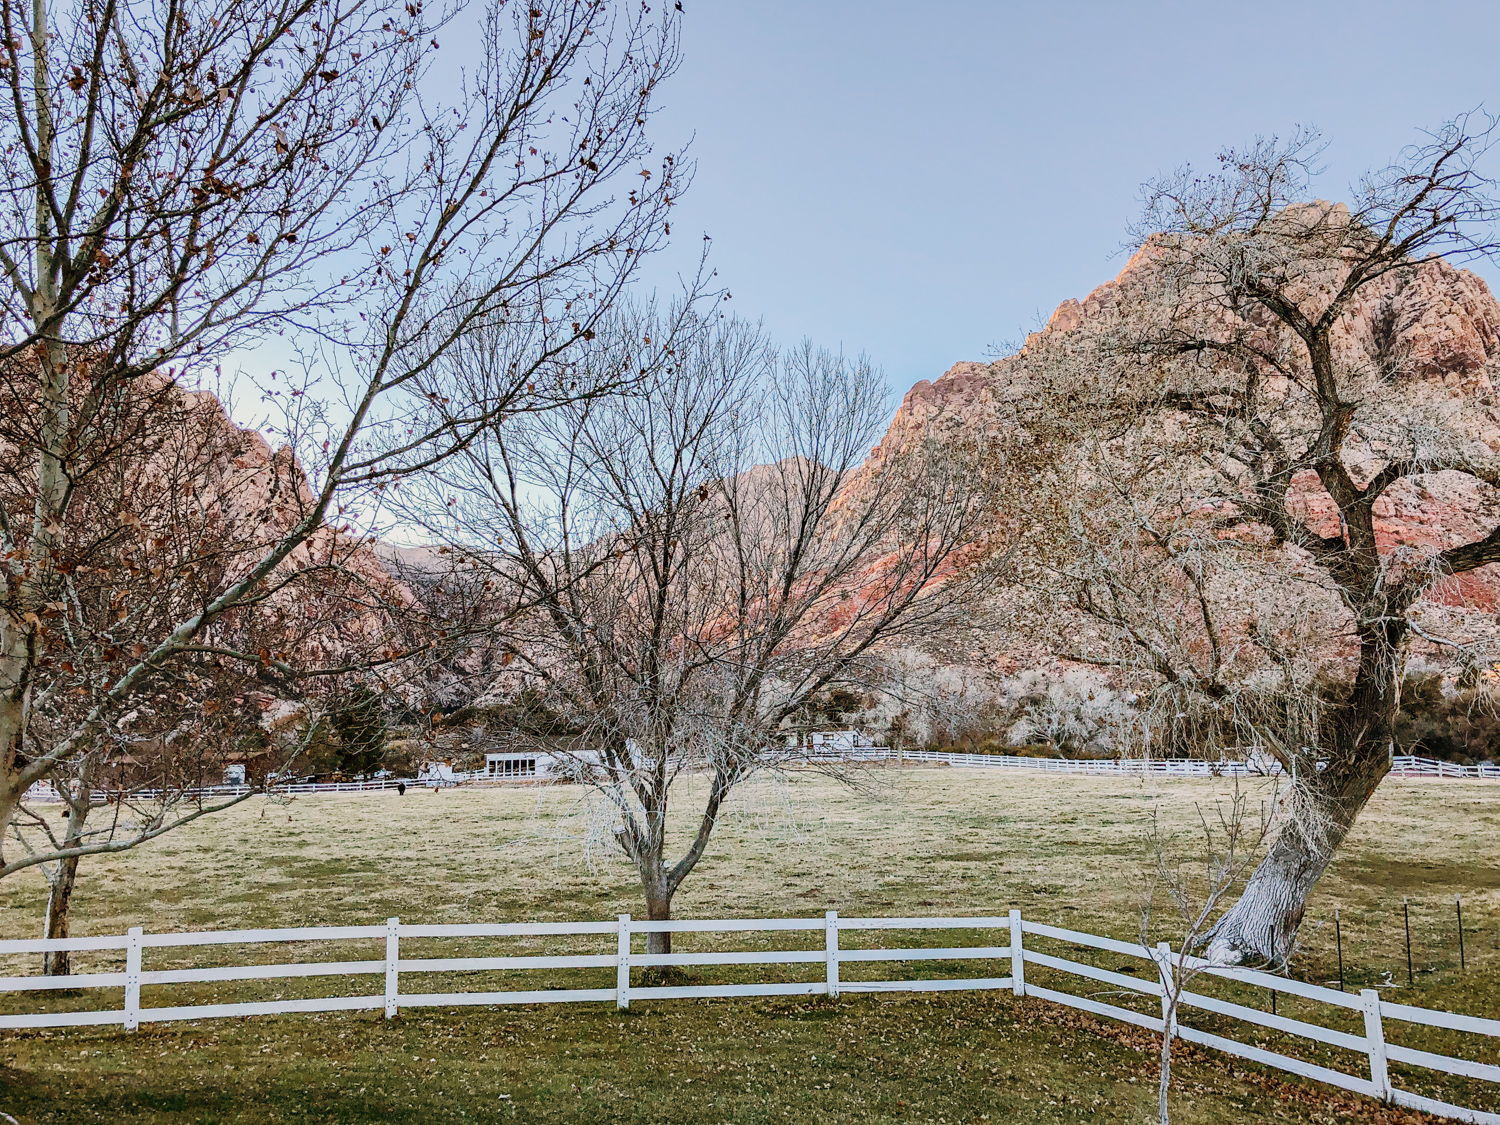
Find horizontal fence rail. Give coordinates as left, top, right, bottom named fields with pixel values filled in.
left=845, top=751, right=1500, bottom=780
left=1388, top=756, right=1500, bottom=779
left=0, top=911, right=1495, bottom=1122
left=22, top=777, right=433, bottom=804
left=22, top=754, right=1497, bottom=805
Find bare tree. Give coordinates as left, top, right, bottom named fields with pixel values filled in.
left=1140, top=786, right=1271, bottom=1125
left=1, top=377, right=353, bottom=962
left=1020, top=116, right=1500, bottom=963
left=0, top=0, right=687, bottom=881
left=404, top=308, right=993, bottom=952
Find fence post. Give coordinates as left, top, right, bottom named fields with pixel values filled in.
left=1156, top=941, right=1176, bottom=1038
left=616, top=914, right=631, bottom=1011
left=1009, top=909, right=1025, bottom=996
left=1456, top=895, right=1466, bottom=972
left=1361, top=988, right=1391, bottom=1102
left=1402, top=898, right=1413, bottom=986
left=384, top=917, right=400, bottom=1019
left=124, top=927, right=142, bottom=1032
left=825, top=911, right=840, bottom=999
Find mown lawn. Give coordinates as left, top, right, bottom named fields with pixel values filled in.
left=1, top=768, right=1497, bottom=1122
left=0, top=992, right=1468, bottom=1124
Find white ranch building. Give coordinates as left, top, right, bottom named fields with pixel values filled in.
left=787, top=730, right=881, bottom=757
left=483, top=752, right=549, bottom=779
left=477, top=732, right=882, bottom=780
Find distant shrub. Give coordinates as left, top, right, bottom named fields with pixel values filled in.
left=1392, top=673, right=1500, bottom=765
left=332, top=686, right=387, bottom=778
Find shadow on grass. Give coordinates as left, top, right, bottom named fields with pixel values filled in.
left=0, top=992, right=1447, bottom=1125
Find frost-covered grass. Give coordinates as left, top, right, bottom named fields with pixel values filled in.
left=1, top=768, right=1497, bottom=1123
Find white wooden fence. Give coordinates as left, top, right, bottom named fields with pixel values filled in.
left=842, top=750, right=1500, bottom=780
left=20, top=753, right=1498, bottom=807
left=1388, top=755, right=1500, bottom=779
left=1, top=911, right=1495, bottom=1122
left=22, top=776, right=424, bottom=804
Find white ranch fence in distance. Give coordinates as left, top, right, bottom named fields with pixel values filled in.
left=841, top=751, right=1500, bottom=781
left=19, top=752, right=1498, bottom=806
left=1, top=911, right=1496, bottom=1123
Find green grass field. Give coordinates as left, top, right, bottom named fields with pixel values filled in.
left=1, top=767, right=1497, bottom=1123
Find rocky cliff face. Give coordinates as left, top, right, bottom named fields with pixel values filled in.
left=864, top=252, right=1500, bottom=619
left=881, top=253, right=1500, bottom=450
left=157, top=248, right=1500, bottom=716
left=168, top=382, right=404, bottom=665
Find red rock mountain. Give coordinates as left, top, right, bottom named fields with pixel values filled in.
left=866, top=251, right=1500, bottom=616
left=129, top=246, right=1500, bottom=705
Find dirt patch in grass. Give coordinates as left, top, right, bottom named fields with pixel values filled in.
left=1349, top=857, right=1500, bottom=892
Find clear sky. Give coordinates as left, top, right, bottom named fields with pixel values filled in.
left=636, top=0, right=1500, bottom=399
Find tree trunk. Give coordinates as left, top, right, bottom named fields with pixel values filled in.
left=41, top=793, right=89, bottom=974
left=1205, top=745, right=1391, bottom=964
left=1, top=3, right=65, bottom=868
left=644, top=882, right=673, bottom=957
left=42, top=852, right=79, bottom=976
left=1205, top=627, right=1404, bottom=965
left=0, top=644, right=34, bottom=852
left=1203, top=802, right=1349, bottom=965
left=1158, top=1016, right=1173, bottom=1125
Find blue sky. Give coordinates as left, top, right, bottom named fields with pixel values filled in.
left=637, top=1, right=1500, bottom=398
left=218, top=1, right=1500, bottom=425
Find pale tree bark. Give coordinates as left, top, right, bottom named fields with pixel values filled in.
left=1205, top=626, right=1408, bottom=962
left=1019, top=117, right=1500, bottom=964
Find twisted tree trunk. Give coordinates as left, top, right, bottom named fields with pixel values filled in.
left=1201, top=775, right=1372, bottom=965
left=1205, top=626, right=1404, bottom=965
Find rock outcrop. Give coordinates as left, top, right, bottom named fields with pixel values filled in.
left=861, top=253, right=1500, bottom=621
left=127, top=246, right=1500, bottom=714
